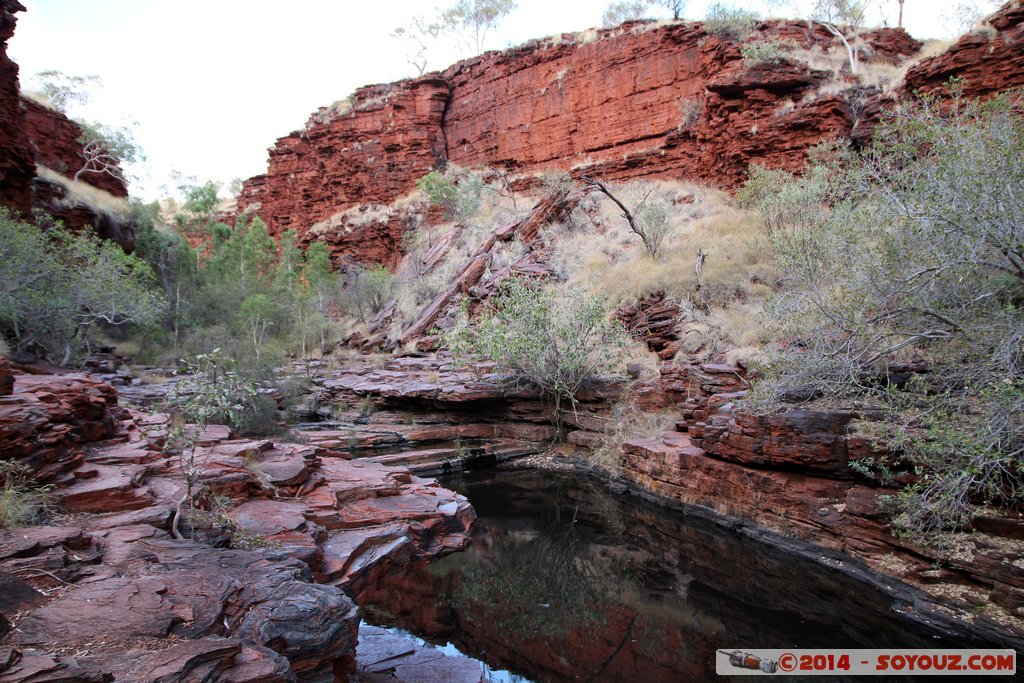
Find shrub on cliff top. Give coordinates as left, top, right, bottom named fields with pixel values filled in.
left=703, top=3, right=759, bottom=39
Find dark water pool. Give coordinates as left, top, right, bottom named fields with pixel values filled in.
left=358, top=469, right=986, bottom=682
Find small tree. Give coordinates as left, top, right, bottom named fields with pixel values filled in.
left=602, top=1, right=652, bottom=26
left=444, top=278, right=627, bottom=433
left=347, top=264, right=394, bottom=325
left=391, top=17, right=443, bottom=75
left=439, top=0, right=519, bottom=54
left=0, top=211, right=163, bottom=363
left=417, top=166, right=485, bottom=222
left=74, top=121, right=143, bottom=184
left=165, top=350, right=256, bottom=539
left=30, top=70, right=101, bottom=113
left=749, top=90, right=1024, bottom=543
left=581, top=177, right=672, bottom=258
left=602, top=0, right=686, bottom=26
left=812, top=0, right=868, bottom=76
left=657, top=0, right=686, bottom=19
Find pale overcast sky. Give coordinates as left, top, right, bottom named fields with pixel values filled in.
left=9, top=0, right=996, bottom=200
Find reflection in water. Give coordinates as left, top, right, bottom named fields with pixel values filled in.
left=359, top=470, right=966, bottom=682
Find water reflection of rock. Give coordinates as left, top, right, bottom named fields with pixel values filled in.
left=359, top=471, right=966, bottom=682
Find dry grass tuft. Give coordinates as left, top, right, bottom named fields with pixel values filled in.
left=388, top=180, right=524, bottom=336
left=36, top=165, right=131, bottom=221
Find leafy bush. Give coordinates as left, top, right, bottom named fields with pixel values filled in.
left=703, top=3, right=759, bottom=39
left=748, top=90, right=1024, bottom=542
left=444, top=277, right=627, bottom=430
left=417, top=165, right=485, bottom=221
left=740, top=40, right=797, bottom=66
left=0, top=211, right=163, bottom=363
left=602, top=0, right=651, bottom=27
left=347, top=264, right=394, bottom=324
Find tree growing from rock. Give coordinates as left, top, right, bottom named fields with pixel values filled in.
left=581, top=177, right=672, bottom=258
left=74, top=121, right=143, bottom=184
left=602, top=0, right=686, bottom=26
left=812, top=0, right=868, bottom=75
left=396, top=0, right=517, bottom=65
left=441, top=0, right=519, bottom=54
left=602, top=1, right=653, bottom=26
left=30, top=69, right=100, bottom=113
left=28, top=70, right=144, bottom=186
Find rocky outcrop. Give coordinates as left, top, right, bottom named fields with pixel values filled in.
left=0, top=0, right=31, bottom=219
left=903, top=1, right=1024, bottom=97
left=21, top=97, right=128, bottom=198
left=0, top=369, right=121, bottom=484
left=237, top=19, right=922, bottom=261
left=0, top=365, right=476, bottom=681
left=236, top=79, right=449, bottom=253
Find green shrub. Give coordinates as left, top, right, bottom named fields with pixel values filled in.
left=347, top=264, right=394, bottom=324
left=748, top=90, right=1024, bottom=543
left=444, top=277, right=627, bottom=431
left=703, top=3, right=759, bottom=39
left=740, top=40, right=797, bottom=66
left=0, top=210, right=163, bottom=364
left=417, top=165, right=485, bottom=221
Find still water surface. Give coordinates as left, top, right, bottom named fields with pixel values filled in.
left=359, top=469, right=967, bottom=681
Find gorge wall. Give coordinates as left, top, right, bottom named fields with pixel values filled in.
left=237, top=3, right=1024, bottom=267
left=234, top=16, right=930, bottom=261
left=0, top=0, right=32, bottom=218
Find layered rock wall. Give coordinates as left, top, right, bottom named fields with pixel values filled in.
left=236, top=78, right=449, bottom=254
left=237, top=19, right=923, bottom=263
left=903, top=2, right=1024, bottom=97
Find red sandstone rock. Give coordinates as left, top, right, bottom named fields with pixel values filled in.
left=21, top=97, right=127, bottom=197
left=0, top=358, right=12, bottom=395
left=236, top=19, right=922, bottom=261
left=236, top=78, right=449, bottom=256
left=903, top=3, right=1024, bottom=98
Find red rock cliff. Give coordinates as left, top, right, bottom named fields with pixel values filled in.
left=237, top=79, right=448, bottom=233
left=0, top=0, right=32, bottom=218
left=237, top=18, right=920, bottom=262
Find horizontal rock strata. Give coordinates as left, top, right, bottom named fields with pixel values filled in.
left=0, top=365, right=475, bottom=681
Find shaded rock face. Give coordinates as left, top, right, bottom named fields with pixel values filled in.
left=21, top=97, right=128, bottom=198
left=0, top=0, right=32, bottom=219
left=30, top=175, right=135, bottom=251
left=237, top=20, right=921, bottom=262
left=0, top=369, right=121, bottom=484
